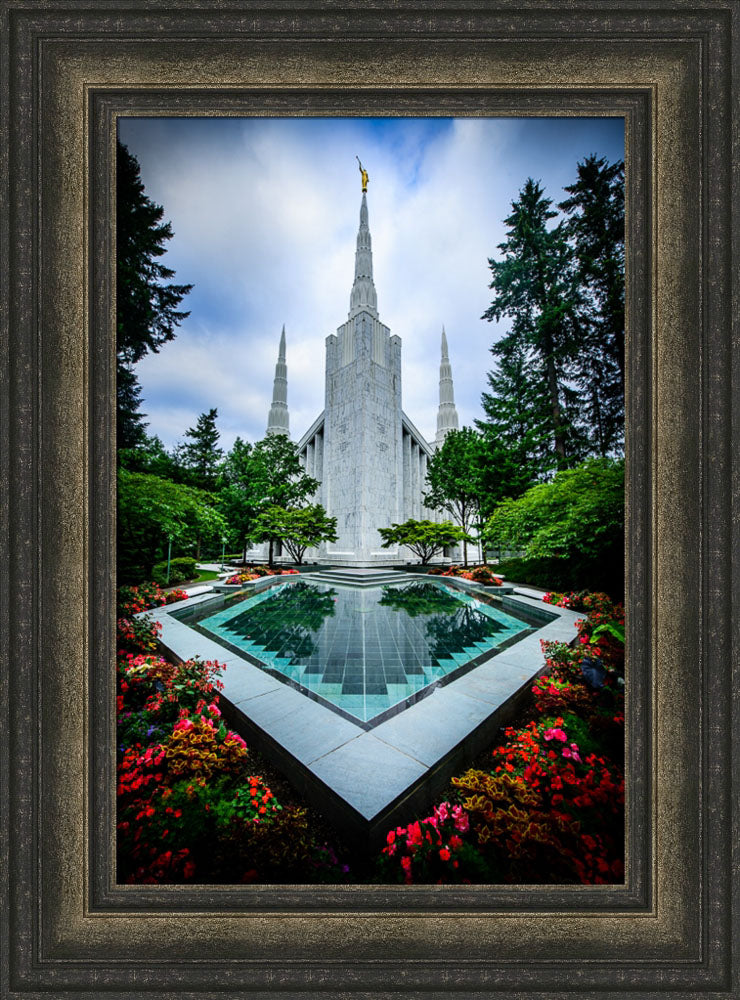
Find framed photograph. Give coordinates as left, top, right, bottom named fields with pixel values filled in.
left=113, top=113, right=627, bottom=887
left=2, top=2, right=737, bottom=997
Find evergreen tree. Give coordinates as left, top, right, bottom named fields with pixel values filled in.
left=116, top=363, right=148, bottom=452
left=116, top=140, right=192, bottom=451
left=180, top=408, right=223, bottom=491
left=559, top=155, right=625, bottom=455
left=119, top=432, right=182, bottom=480
left=482, top=178, right=583, bottom=469
left=476, top=337, right=552, bottom=508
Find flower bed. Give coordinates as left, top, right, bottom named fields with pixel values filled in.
left=116, top=583, right=349, bottom=884
left=427, top=564, right=504, bottom=586
left=224, top=566, right=299, bottom=585
left=116, top=584, right=624, bottom=884
left=375, top=590, right=625, bottom=884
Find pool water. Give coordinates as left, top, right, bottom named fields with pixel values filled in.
left=192, top=579, right=534, bottom=726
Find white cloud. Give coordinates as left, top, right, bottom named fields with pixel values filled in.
left=119, top=116, right=623, bottom=452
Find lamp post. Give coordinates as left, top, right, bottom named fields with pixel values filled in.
left=166, top=535, right=173, bottom=585
left=221, top=536, right=227, bottom=571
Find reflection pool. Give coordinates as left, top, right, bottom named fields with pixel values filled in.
left=182, top=579, right=535, bottom=726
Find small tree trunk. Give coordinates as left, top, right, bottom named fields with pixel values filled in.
left=461, top=504, right=469, bottom=567
left=545, top=357, right=567, bottom=468
left=268, top=537, right=274, bottom=567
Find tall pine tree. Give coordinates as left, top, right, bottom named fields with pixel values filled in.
left=116, top=140, right=192, bottom=451
left=559, top=155, right=625, bottom=456
left=481, top=178, right=584, bottom=471
left=180, top=408, right=223, bottom=491
left=476, top=335, right=554, bottom=503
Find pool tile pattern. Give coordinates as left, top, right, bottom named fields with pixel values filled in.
left=194, top=580, right=532, bottom=724
left=144, top=579, right=582, bottom=841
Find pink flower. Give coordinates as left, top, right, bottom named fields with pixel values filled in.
left=544, top=727, right=568, bottom=742
left=207, top=703, right=221, bottom=718
left=451, top=805, right=469, bottom=833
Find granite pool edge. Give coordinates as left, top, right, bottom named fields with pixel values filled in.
left=136, top=585, right=580, bottom=848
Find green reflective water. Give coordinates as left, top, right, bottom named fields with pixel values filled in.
left=196, top=579, right=532, bottom=725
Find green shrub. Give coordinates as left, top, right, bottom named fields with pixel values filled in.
left=484, top=458, right=624, bottom=599
left=495, top=553, right=623, bottom=599
left=152, top=556, right=197, bottom=586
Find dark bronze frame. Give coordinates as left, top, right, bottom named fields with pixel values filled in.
left=1, top=2, right=737, bottom=996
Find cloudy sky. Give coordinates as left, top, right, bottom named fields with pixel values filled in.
left=118, top=116, right=624, bottom=453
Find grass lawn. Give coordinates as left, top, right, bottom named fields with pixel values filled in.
left=193, top=569, right=219, bottom=583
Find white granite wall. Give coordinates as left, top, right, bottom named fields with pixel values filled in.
left=322, top=309, right=403, bottom=565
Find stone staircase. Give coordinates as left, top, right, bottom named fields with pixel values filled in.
left=304, top=567, right=417, bottom=589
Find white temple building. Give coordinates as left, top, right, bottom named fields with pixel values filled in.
left=249, top=178, right=460, bottom=567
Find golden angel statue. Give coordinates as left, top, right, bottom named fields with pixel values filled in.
left=356, top=156, right=369, bottom=193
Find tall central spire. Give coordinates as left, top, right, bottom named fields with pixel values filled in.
left=349, top=192, right=378, bottom=319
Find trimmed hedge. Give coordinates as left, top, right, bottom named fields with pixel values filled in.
left=152, top=556, right=197, bottom=587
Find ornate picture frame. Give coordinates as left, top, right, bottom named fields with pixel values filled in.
left=2, top=2, right=737, bottom=996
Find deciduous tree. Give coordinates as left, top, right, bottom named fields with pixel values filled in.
left=424, top=428, right=485, bottom=566
left=254, top=504, right=338, bottom=565
left=117, top=469, right=227, bottom=583
left=218, top=437, right=267, bottom=561
left=248, top=436, right=319, bottom=565
left=482, top=458, right=624, bottom=574
left=378, top=519, right=473, bottom=565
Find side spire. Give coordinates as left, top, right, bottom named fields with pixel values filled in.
left=266, top=324, right=290, bottom=436
left=435, top=326, right=459, bottom=447
left=349, top=190, right=378, bottom=319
